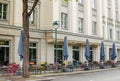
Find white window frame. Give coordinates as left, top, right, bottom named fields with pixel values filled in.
left=92, top=21, right=97, bottom=35
left=61, top=13, right=67, bottom=29
left=78, top=17, right=83, bottom=33
left=28, top=10, right=35, bottom=25
left=29, top=42, right=37, bottom=64
left=0, top=3, right=7, bottom=20
left=109, top=29, right=113, bottom=39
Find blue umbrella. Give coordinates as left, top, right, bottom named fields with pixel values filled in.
left=111, top=43, right=117, bottom=60
left=100, top=41, right=105, bottom=61
left=18, top=30, right=24, bottom=61
left=63, top=36, right=69, bottom=60
left=85, top=39, right=90, bottom=61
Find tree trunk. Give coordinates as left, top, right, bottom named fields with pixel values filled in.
left=22, top=0, right=39, bottom=78
left=22, top=0, right=30, bottom=78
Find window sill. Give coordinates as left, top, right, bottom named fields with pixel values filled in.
left=0, top=19, right=7, bottom=21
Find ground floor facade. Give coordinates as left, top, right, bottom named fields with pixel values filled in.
left=0, top=25, right=120, bottom=66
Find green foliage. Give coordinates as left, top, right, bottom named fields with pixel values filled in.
left=64, top=0, right=68, bottom=3
left=76, top=0, right=78, bottom=2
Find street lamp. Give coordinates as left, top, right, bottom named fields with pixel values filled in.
left=53, top=21, right=59, bottom=64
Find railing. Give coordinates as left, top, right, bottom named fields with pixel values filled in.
left=1, top=61, right=120, bottom=76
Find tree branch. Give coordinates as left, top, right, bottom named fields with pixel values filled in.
left=28, top=0, right=39, bottom=16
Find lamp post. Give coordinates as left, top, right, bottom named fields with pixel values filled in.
left=53, top=21, right=59, bottom=64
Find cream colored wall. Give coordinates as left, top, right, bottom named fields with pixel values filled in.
left=47, top=44, right=54, bottom=64
left=40, top=39, right=47, bottom=63
left=14, top=36, right=20, bottom=64
left=40, top=0, right=53, bottom=30
left=13, top=0, right=22, bottom=26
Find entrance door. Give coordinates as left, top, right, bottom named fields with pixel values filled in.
left=0, top=41, right=9, bottom=66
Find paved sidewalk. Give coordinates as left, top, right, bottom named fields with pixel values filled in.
left=32, top=67, right=120, bottom=77
left=0, top=67, right=119, bottom=81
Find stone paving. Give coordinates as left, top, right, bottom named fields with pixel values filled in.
left=0, top=67, right=119, bottom=81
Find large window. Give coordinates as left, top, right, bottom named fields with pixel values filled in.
left=92, top=21, right=97, bottom=35
left=54, top=45, right=63, bottom=63
left=61, top=13, right=67, bottom=29
left=0, top=3, right=7, bottom=20
left=78, top=18, right=84, bottom=33
left=0, top=41, right=9, bottom=66
left=72, top=46, right=79, bottom=61
left=29, top=43, right=37, bottom=65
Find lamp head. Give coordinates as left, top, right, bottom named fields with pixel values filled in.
left=53, top=21, right=59, bottom=29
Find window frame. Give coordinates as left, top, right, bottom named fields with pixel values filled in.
left=117, top=30, right=120, bottom=41
left=0, top=3, right=7, bottom=20
left=109, top=29, right=113, bottom=39
left=115, top=11, right=118, bottom=21
left=92, top=21, right=97, bottom=35
left=29, top=42, right=37, bottom=65
left=107, top=7, right=111, bottom=18
left=72, top=46, right=80, bottom=61
left=61, top=13, right=68, bottom=29
left=115, top=0, right=118, bottom=9
left=78, top=17, right=84, bottom=33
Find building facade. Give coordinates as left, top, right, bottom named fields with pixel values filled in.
left=0, top=0, right=120, bottom=66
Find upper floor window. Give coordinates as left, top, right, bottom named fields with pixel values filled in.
left=92, top=21, right=97, bottom=35
left=28, top=9, right=35, bottom=25
left=78, top=18, right=83, bottom=32
left=107, top=7, right=111, bottom=18
left=29, top=11, right=35, bottom=25
left=92, top=0, right=96, bottom=9
left=0, top=3, right=7, bottom=20
left=117, top=31, right=120, bottom=40
left=115, top=0, right=118, bottom=9
left=109, top=29, right=113, bottom=39
left=78, top=0, right=84, bottom=4
left=115, top=11, right=118, bottom=21
left=61, top=13, right=67, bottom=29
left=107, top=0, right=111, bottom=6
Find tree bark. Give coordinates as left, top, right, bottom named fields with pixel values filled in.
left=22, top=0, right=39, bottom=78
left=22, top=0, right=30, bottom=78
